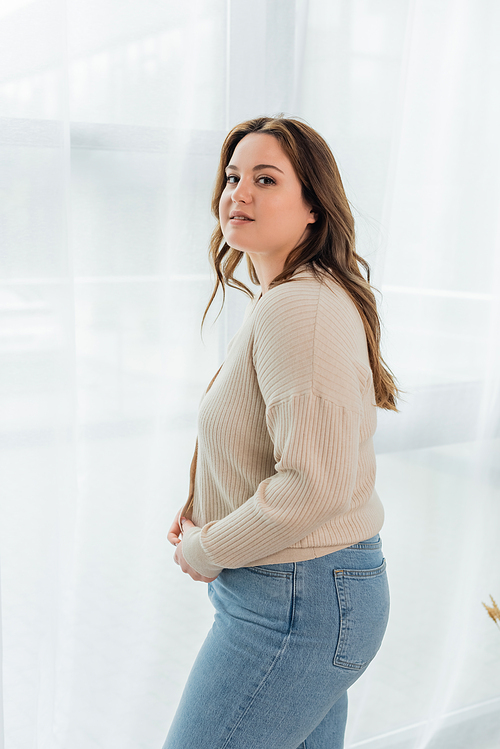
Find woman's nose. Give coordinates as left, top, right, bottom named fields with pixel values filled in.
left=232, top=178, right=251, bottom=203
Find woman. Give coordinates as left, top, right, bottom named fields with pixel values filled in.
left=164, top=116, right=397, bottom=749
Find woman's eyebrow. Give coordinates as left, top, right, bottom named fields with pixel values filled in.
left=225, top=163, right=284, bottom=174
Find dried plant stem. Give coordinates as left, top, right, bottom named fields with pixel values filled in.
left=482, top=595, right=500, bottom=630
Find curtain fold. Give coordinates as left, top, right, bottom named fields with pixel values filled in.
left=0, top=1, right=499, bottom=747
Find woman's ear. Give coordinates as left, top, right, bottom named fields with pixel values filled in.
left=307, top=209, right=318, bottom=225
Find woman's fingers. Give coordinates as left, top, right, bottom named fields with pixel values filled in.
left=168, top=515, right=195, bottom=546
left=167, top=512, right=195, bottom=545
left=167, top=511, right=183, bottom=546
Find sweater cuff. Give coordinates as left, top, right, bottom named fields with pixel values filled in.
left=181, top=526, right=224, bottom=578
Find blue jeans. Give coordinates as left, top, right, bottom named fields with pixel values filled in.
left=163, top=536, right=389, bottom=749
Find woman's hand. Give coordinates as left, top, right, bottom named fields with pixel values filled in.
left=168, top=512, right=219, bottom=583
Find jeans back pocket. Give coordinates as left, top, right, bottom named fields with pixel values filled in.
left=333, top=559, right=389, bottom=671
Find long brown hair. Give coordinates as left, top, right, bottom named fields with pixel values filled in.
left=204, top=116, right=399, bottom=411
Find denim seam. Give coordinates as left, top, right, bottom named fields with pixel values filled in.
left=220, top=563, right=298, bottom=749
left=245, top=567, right=293, bottom=579
left=340, top=559, right=386, bottom=579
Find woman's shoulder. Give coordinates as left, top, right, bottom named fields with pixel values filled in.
left=251, top=266, right=371, bottom=406
left=253, top=264, right=370, bottom=370
left=254, top=266, right=361, bottom=331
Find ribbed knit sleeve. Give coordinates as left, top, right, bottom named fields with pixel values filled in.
left=181, top=275, right=376, bottom=577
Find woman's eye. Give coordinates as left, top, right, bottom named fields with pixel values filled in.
left=225, top=174, right=275, bottom=185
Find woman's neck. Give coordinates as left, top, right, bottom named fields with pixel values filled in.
left=247, top=253, right=287, bottom=295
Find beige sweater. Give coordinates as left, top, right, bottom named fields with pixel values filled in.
left=181, top=266, right=384, bottom=578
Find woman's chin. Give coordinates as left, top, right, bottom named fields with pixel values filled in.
left=224, top=239, right=252, bottom=255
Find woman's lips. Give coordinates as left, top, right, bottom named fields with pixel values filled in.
left=229, top=216, right=254, bottom=223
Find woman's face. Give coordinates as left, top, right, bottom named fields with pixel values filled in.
left=219, top=133, right=316, bottom=261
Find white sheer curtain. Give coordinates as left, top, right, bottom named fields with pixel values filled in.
left=0, top=1, right=499, bottom=747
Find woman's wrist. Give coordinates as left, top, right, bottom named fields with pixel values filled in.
left=182, top=524, right=224, bottom=578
